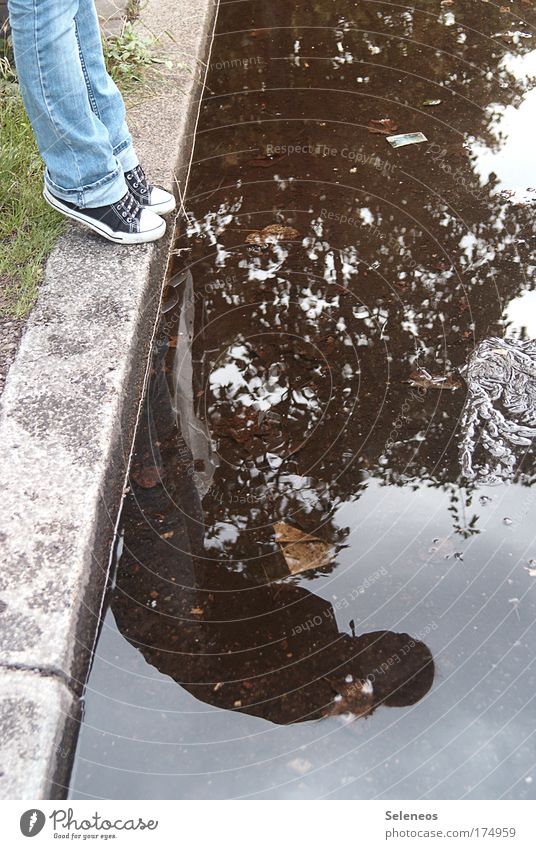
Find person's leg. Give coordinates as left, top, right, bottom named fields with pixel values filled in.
left=73, top=0, right=138, bottom=174
left=7, top=0, right=128, bottom=207
left=74, top=0, right=176, bottom=215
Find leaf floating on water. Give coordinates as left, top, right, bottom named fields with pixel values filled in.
left=367, top=118, right=399, bottom=135
left=246, top=224, right=300, bottom=246
left=325, top=677, right=374, bottom=718
left=213, top=406, right=282, bottom=451
left=274, top=521, right=334, bottom=574
left=246, top=152, right=287, bottom=168
left=130, top=460, right=162, bottom=489
left=274, top=522, right=316, bottom=543
left=405, top=368, right=462, bottom=391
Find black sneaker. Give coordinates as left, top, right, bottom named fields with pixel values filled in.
left=43, top=186, right=166, bottom=244
left=124, top=165, right=176, bottom=215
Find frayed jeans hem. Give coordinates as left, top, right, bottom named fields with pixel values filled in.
left=44, top=164, right=128, bottom=208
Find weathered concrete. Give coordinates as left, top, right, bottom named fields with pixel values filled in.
left=96, top=0, right=128, bottom=36
left=0, top=0, right=217, bottom=798
left=0, top=669, right=79, bottom=800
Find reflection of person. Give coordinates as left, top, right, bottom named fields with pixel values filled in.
left=114, top=463, right=435, bottom=727
left=114, top=310, right=434, bottom=727
left=8, top=0, right=175, bottom=243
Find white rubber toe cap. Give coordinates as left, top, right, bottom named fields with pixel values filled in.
left=148, top=187, right=176, bottom=215
left=139, top=208, right=167, bottom=240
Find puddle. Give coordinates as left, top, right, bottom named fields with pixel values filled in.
left=69, top=0, right=536, bottom=799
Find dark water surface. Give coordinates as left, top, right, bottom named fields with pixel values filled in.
left=70, top=0, right=536, bottom=799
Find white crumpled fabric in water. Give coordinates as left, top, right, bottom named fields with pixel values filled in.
left=459, top=337, right=536, bottom=483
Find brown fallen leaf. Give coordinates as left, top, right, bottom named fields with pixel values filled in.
left=324, top=677, right=374, bottom=718
left=367, top=118, right=399, bottom=135
left=213, top=406, right=282, bottom=452
left=405, top=368, right=462, bottom=391
left=223, top=152, right=240, bottom=168
left=130, top=460, right=162, bottom=489
left=274, top=521, right=334, bottom=574
left=246, top=224, right=300, bottom=245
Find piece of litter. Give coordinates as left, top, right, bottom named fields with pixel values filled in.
left=423, top=99, right=442, bottom=107
left=386, top=132, right=428, bottom=148
left=405, top=368, right=461, bottom=391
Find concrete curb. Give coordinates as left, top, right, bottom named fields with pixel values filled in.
left=0, top=0, right=217, bottom=799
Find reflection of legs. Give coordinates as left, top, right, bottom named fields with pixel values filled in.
left=132, top=340, right=206, bottom=554
left=74, top=0, right=138, bottom=173
left=8, top=0, right=128, bottom=207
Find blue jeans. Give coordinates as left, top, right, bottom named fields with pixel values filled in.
left=8, top=0, right=138, bottom=207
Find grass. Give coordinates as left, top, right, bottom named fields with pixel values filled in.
left=0, top=22, right=173, bottom=319
left=103, top=21, right=173, bottom=99
left=0, top=54, right=66, bottom=319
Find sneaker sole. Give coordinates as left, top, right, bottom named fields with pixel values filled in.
left=43, top=187, right=166, bottom=245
